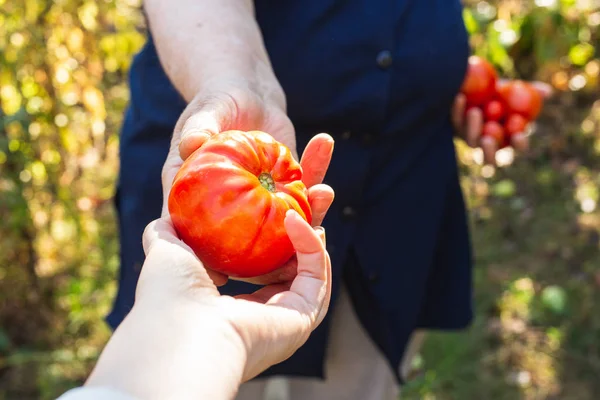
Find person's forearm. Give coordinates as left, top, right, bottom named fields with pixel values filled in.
left=144, top=0, right=282, bottom=104
left=85, top=302, right=247, bottom=400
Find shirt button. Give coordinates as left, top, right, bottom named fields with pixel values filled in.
left=376, top=50, right=393, bottom=69
left=341, top=206, right=357, bottom=221
left=341, top=131, right=352, bottom=140
left=362, top=133, right=374, bottom=145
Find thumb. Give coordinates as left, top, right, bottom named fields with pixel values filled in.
left=161, top=97, right=229, bottom=217
left=175, top=96, right=235, bottom=160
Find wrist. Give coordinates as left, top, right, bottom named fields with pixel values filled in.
left=195, top=63, right=287, bottom=113
left=145, top=0, right=278, bottom=105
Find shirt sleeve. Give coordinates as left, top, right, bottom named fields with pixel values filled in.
left=56, top=387, right=139, bottom=400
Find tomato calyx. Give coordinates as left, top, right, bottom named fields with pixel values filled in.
left=258, top=172, right=276, bottom=192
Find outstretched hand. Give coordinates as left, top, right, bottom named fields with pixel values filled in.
left=138, top=209, right=331, bottom=382
left=452, top=81, right=552, bottom=165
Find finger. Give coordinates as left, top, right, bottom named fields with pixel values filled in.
left=142, top=218, right=176, bottom=256
left=466, top=107, right=483, bottom=148
left=174, top=93, right=239, bottom=160
left=481, top=135, right=498, bottom=165
left=316, top=227, right=331, bottom=325
left=179, top=131, right=212, bottom=160
left=451, top=93, right=466, bottom=135
left=307, top=184, right=335, bottom=227
left=162, top=98, right=231, bottom=216
left=178, top=110, right=222, bottom=160
left=265, top=210, right=327, bottom=316
left=300, top=133, right=334, bottom=188
left=231, top=219, right=329, bottom=286
left=142, top=217, right=229, bottom=286
left=284, top=210, right=326, bottom=281
left=142, top=219, right=159, bottom=256
left=511, top=132, right=529, bottom=152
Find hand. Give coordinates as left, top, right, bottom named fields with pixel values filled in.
left=162, top=80, right=294, bottom=210
left=84, top=212, right=330, bottom=399
left=161, top=81, right=335, bottom=286
left=139, top=211, right=331, bottom=382
left=452, top=81, right=552, bottom=165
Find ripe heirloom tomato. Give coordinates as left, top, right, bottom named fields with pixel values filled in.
left=497, top=80, right=543, bottom=120
left=168, top=130, right=312, bottom=278
left=460, top=56, right=498, bottom=106
left=482, top=121, right=507, bottom=148
left=504, top=113, right=529, bottom=136
left=483, top=100, right=506, bottom=122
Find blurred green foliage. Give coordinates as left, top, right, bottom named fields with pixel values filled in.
left=0, top=0, right=599, bottom=399
left=0, top=1, right=144, bottom=398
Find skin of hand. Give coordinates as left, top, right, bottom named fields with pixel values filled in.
left=452, top=80, right=553, bottom=165
left=84, top=210, right=331, bottom=400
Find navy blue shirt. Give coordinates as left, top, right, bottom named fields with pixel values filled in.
left=109, top=0, right=474, bottom=384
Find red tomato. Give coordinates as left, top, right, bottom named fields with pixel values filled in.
left=504, top=113, right=529, bottom=135
left=497, top=80, right=543, bottom=120
left=460, top=56, right=498, bottom=106
left=168, top=130, right=312, bottom=278
left=482, top=121, right=507, bottom=148
left=483, top=100, right=506, bottom=122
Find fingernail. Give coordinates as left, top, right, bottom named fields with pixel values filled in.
left=286, top=209, right=300, bottom=219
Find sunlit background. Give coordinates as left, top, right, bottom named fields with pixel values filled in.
left=0, top=0, right=599, bottom=399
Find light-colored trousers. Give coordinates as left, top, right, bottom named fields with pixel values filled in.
left=236, top=285, right=425, bottom=400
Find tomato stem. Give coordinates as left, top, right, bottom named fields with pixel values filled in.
left=258, top=172, right=276, bottom=192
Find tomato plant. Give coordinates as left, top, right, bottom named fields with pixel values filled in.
left=460, top=56, right=498, bottom=106
left=168, top=130, right=312, bottom=277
